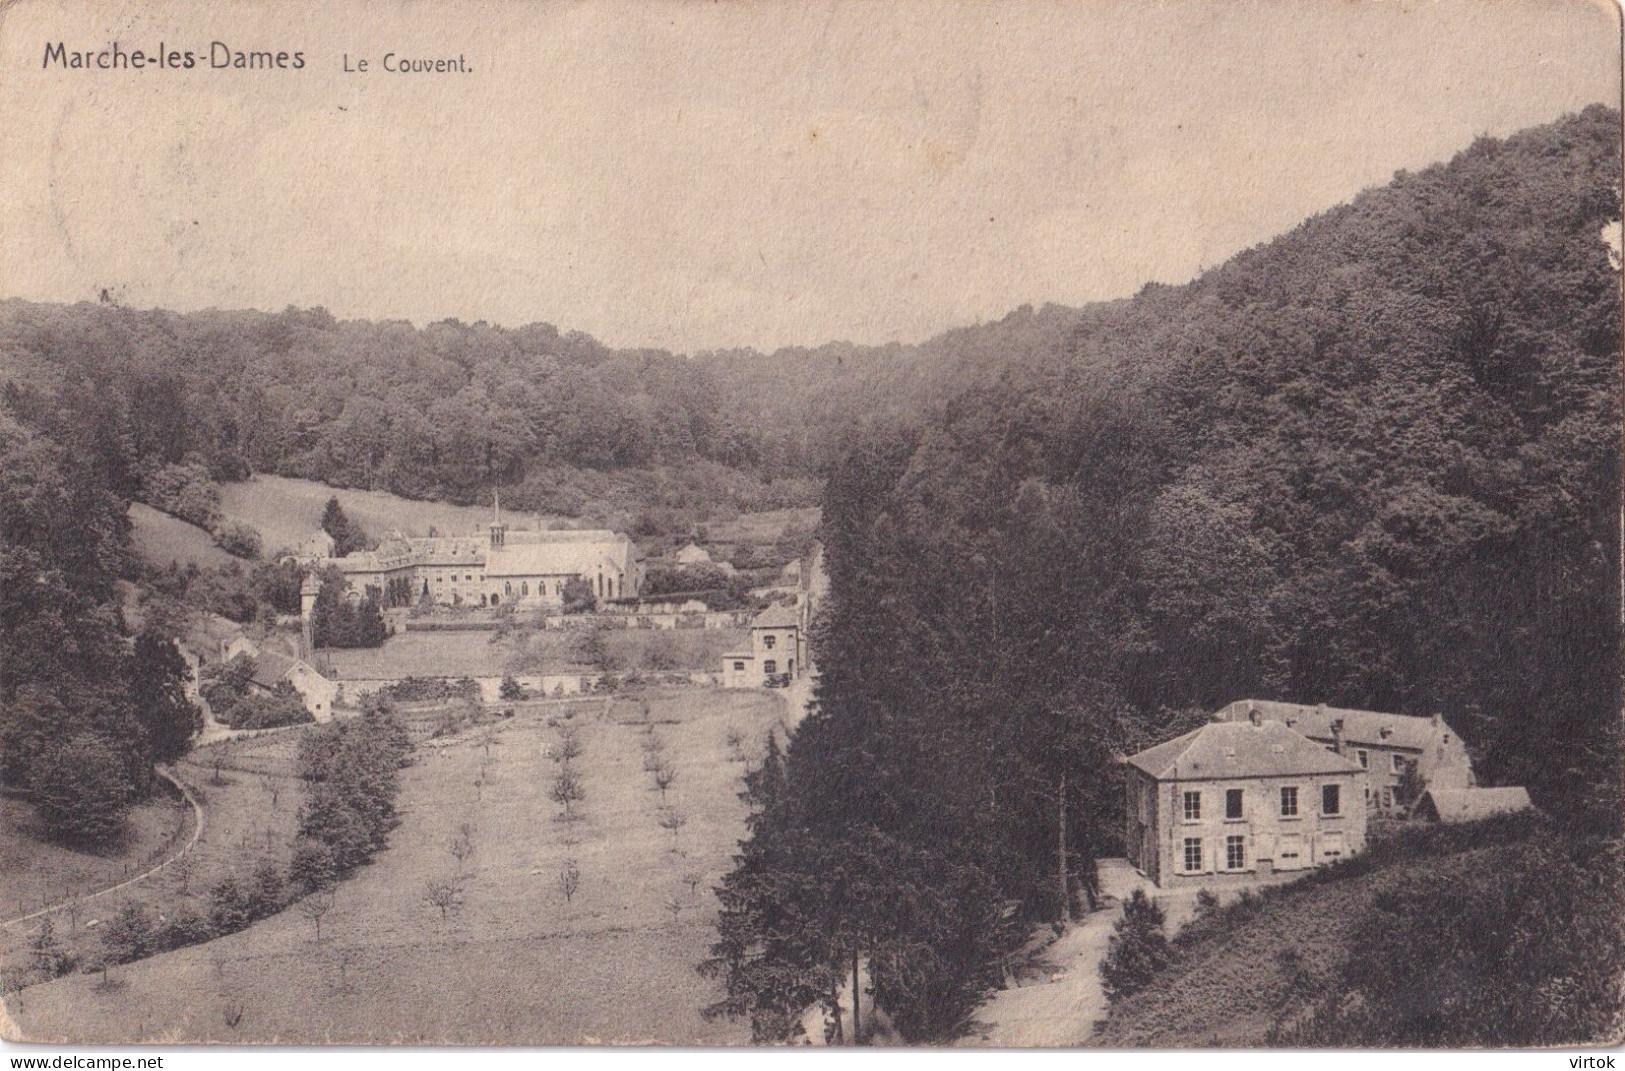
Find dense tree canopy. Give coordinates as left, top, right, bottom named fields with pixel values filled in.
left=709, top=106, right=1622, bottom=1041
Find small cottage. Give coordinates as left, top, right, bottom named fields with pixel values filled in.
left=721, top=603, right=804, bottom=688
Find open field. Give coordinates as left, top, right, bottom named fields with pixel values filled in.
left=702, top=507, right=820, bottom=547
left=320, top=626, right=748, bottom=680
left=507, top=627, right=748, bottom=675
left=126, top=503, right=235, bottom=570
left=7, top=687, right=790, bottom=1044
left=218, top=475, right=572, bottom=555
left=0, top=792, right=192, bottom=924
left=321, top=630, right=509, bottom=679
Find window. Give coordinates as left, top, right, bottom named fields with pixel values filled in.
left=1225, top=788, right=1243, bottom=819
left=763, top=660, right=777, bottom=675
left=763, top=635, right=776, bottom=649
left=1226, top=835, right=1245, bottom=870
left=1322, top=784, right=1341, bottom=815
left=1356, top=749, right=1369, bottom=769
left=732, top=661, right=746, bottom=672
left=451, top=575, right=459, bottom=582
left=1381, top=787, right=1393, bottom=809
left=1280, top=787, right=1299, bottom=817
left=1182, top=791, right=1201, bottom=821
left=1391, top=753, right=1404, bottom=774
left=1183, top=838, right=1202, bottom=873
left=521, top=582, right=529, bottom=596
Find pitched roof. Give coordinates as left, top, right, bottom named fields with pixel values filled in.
left=1124, top=719, right=1363, bottom=781
left=484, top=539, right=631, bottom=579
left=249, top=651, right=295, bottom=688
left=1417, top=787, right=1534, bottom=823
left=751, top=604, right=800, bottom=630
left=1215, top=699, right=1449, bottom=752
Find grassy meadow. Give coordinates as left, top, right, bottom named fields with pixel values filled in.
left=126, top=503, right=236, bottom=570
left=0, top=793, right=192, bottom=925
left=6, top=687, right=789, bottom=1044
left=0, top=733, right=307, bottom=991
left=219, top=476, right=573, bottom=555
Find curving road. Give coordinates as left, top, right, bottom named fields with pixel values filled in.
left=0, top=766, right=206, bottom=930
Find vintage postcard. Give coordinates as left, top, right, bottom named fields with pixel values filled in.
left=0, top=0, right=1620, bottom=1051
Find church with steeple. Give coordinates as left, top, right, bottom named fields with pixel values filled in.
left=308, top=494, right=643, bottom=610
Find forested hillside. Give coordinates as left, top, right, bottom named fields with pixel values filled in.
left=0, top=293, right=1083, bottom=536
left=705, top=105, right=1622, bottom=1042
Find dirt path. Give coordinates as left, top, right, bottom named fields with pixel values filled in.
left=0, top=768, right=205, bottom=930
left=959, top=906, right=1119, bottom=1047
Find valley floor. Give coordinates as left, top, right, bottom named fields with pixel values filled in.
left=6, top=687, right=787, bottom=1045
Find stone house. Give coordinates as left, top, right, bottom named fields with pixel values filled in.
left=247, top=651, right=339, bottom=721
left=721, top=603, right=804, bottom=688
left=1122, top=711, right=1369, bottom=888
left=1213, top=699, right=1475, bottom=814
left=313, top=519, right=641, bottom=611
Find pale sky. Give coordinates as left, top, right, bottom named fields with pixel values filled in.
left=1, top=0, right=1619, bottom=353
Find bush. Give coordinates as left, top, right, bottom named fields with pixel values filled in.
left=379, top=676, right=478, bottom=703
left=226, top=687, right=312, bottom=730
left=208, top=876, right=254, bottom=935
left=1101, top=889, right=1170, bottom=1000
left=499, top=675, right=527, bottom=701
left=99, top=901, right=157, bottom=967
left=249, top=860, right=286, bottom=917
left=142, top=457, right=221, bottom=529
left=157, top=907, right=211, bottom=951
left=213, top=521, right=263, bottom=559
left=288, top=837, right=338, bottom=892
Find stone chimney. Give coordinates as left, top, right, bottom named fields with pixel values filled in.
left=1330, top=717, right=1345, bottom=755
left=1248, top=703, right=1261, bottom=727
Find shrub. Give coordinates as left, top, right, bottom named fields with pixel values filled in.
left=99, top=901, right=157, bottom=967
left=249, top=860, right=286, bottom=917
left=1101, top=889, right=1170, bottom=1000
left=158, top=908, right=211, bottom=951
left=288, top=837, right=339, bottom=892
left=208, top=876, right=254, bottom=935
left=213, top=521, right=263, bottom=559
left=226, top=687, right=312, bottom=730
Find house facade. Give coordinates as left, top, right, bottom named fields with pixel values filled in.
left=1213, top=699, right=1475, bottom=814
left=721, top=604, right=804, bottom=688
left=246, top=651, right=339, bottom=721
left=1123, top=713, right=1369, bottom=888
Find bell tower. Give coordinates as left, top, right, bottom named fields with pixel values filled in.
left=489, top=490, right=506, bottom=549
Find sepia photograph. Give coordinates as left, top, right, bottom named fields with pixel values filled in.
left=0, top=0, right=1621, bottom=1052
